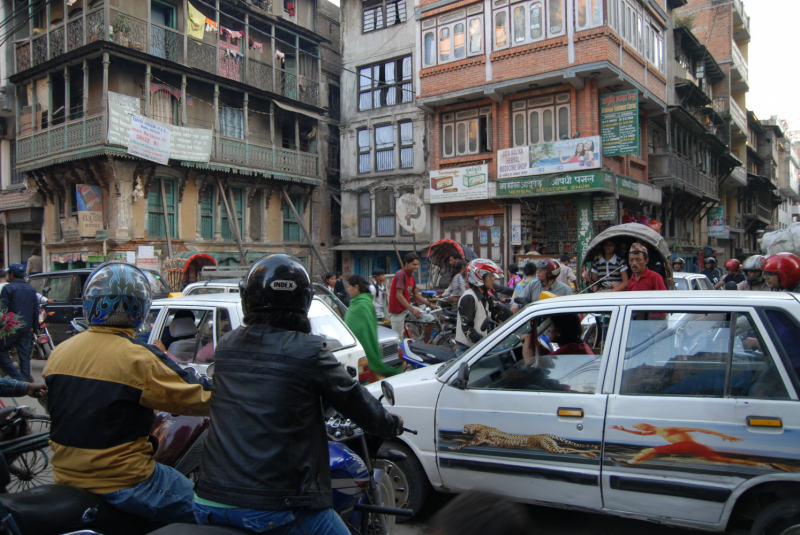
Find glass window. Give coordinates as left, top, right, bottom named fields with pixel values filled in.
left=359, top=192, right=372, bottom=237
left=557, top=106, right=569, bottom=139
left=28, top=277, right=46, bottom=294
left=495, top=10, right=508, bottom=48
left=220, top=106, right=244, bottom=139
left=543, top=109, right=553, bottom=142
left=401, top=57, right=413, bottom=102
left=469, top=18, right=482, bottom=53
left=143, top=270, right=171, bottom=295
left=577, top=0, right=587, bottom=27
left=443, top=109, right=491, bottom=158
left=309, top=299, right=356, bottom=351
left=376, top=189, right=396, bottom=237
left=439, top=27, right=451, bottom=62
left=530, top=2, right=543, bottom=40
left=513, top=113, right=525, bottom=147
left=192, top=287, right=225, bottom=295
left=513, top=6, right=525, bottom=43
left=468, top=120, right=478, bottom=153
left=375, top=125, right=394, bottom=171
left=194, top=310, right=215, bottom=363
left=48, top=276, right=72, bottom=302
left=400, top=121, right=413, bottom=168
left=457, top=123, right=466, bottom=154
left=548, top=0, right=563, bottom=35
left=465, top=312, right=607, bottom=393
left=454, top=23, right=465, bottom=59
left=358, top=57, right=411, bottom=111
left=762, top=308, right=800, bottom=390
left=424, top=32, right=435, bottom=66
left=358, top=129, right=370, bottom=173
left=529, top=110, right=539, bottom=144
left=282, top=195, right=302, bottom=242
left=444, top=124, right=454, bottom=157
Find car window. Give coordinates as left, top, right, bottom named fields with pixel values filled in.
left=138, top=307, right=161, bottom=339
left=699, top=277, right=714, bottom=290
left=48, top=276, right=72, bottom=302
left=28, top=277, right=46, bottom=293
left=673, top=278, right=688, bottom=290
left=194, top=311, right=216, bottom=364
left=216, top=307, right=232, bottom=341
left=620, top=311, right=789, bottom=399
left=309, top=300, right=355, bottom=351
left=691, top=279, right=703, bottom=291
left=74, top=274, right=90, bottom=301
left=466, top=311, right=611, bottom=393
left=160, top=308, right=206, bottom=363
left=761, top=308, right=800, bottom=392
left=192, top=287, right=225, bottom=295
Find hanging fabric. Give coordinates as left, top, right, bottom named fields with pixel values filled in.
left=187, top=2, right=205, bottom=39
left=151, top=89, right=175, bottom=125
left=205, top=18, right=218, bottom=32
left=220, top=106, right=244, bottom=140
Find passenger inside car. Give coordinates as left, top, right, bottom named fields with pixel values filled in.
left=165, top=317, right=199, bottom=362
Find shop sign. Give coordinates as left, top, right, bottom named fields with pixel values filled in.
left=76, top=184, right=104, bottom=238
left=707, top=206, right=730, bottom=239
left=592, top=197, right=616, bottom=221
left=128, top=115, right=171, bottom=165
left=95, top=230, right=108, bottom=241
left=496, top=171, right=613, bottom=197
left=617, top=176, right=640, bottom=198
left=429, top=164, right=489, bottom=204
left=601, top=89, right=639, bottom=156
left=497, top=136, right=601, bottom=179
left=59, top=217, right=81, bottom=242
left=577, top=196, right=593, bottom=266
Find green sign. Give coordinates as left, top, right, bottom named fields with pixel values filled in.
left=617, top=176, right=640, bottom=198
left=95, top=230, right=109, bottom=241
left=496, top=171, right=614, bottom=197
left=577, top=196, right=593, bottom=269
left=601, top=89, right=639, bottom=156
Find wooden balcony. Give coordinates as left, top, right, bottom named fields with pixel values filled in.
left=648, top=152, right=718, bottom=201
left=15, top=6, right=321, bottom=108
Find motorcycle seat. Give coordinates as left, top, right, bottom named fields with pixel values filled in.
left=150, top=525, right=252, bottom=534
left=406, top=341, right=455, bottom=363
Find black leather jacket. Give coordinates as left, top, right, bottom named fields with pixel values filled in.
left=195, top=324, right=399, bottom=511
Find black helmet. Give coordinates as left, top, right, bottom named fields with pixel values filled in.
left=704, top=256, right=716, bottom=267
left=239, top=254, right=313, bottom=315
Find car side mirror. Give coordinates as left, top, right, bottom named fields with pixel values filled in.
left=42, top=286, right=51, bottom=296
left=381, top=381, right=395, bottom=406
left=455, top=361, right=470, bottom=390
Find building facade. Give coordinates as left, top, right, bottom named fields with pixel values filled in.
left=10, top=0, right=339, bottom=282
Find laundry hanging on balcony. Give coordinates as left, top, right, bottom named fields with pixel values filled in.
left=249, top=38, right=263, bottom=53
left=187, top=2, right=206, bottom=39
left=205, top=18, right=218, bottom=32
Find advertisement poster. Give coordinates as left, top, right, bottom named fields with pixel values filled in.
left=480, top=229, right=488, bottom=244
left=128, top=115, right=171, bottom=165
left=478, top=215, right=494, bottom=226
left=707, top=206, right=730, bottom=239
left=511, top=224, right=522, bottom=245
left=497, top=171, right=614, bottom=197
left=429, top=164, right=489, bottom=204
left=491, top=226, right=501, bottom=242
left=601, top=89, right=639, bottom=156
left=497, top=136, right=601, bottom=179
left=76, top=184, right=104, bottom=238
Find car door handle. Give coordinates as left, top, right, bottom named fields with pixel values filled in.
left=558, top=408, right=584, bottom=418
left=747, top=416, right=782, bottom=428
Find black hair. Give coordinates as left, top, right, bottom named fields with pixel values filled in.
left=560, top=253, right=570, bottom=262
left=523, top=262, right=536, bottom=276
left=404, top=252, right=420, bottom=265
left=449, top=252, right=462, bottom=260
left=372, top=268, right=386, bottom=277
left=174, top=309, right=195, bottom=320
left=347, top=274, right=370, bottom=295
left=335, top=271, right=342, bottom=277
left=550, top=313, right=583, bottom=345
left=454, top=260, right=467, bottom=273
left=430, top=491, right=531, bottom=535
left=244, top=309, right=312, bottom=334
left=508, top=263, right=519, bottom=275
left=324, top=272, right=335, bottom=282
left=31, top=248, right=39, bottom=256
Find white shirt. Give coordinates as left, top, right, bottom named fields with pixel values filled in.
left=369, top=281, right=386, bottom=318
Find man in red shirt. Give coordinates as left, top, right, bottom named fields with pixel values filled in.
left=626, top=243, right=667, bottom=292
left=388, top=252, right=435, bottom=341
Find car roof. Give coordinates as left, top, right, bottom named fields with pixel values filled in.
left=672, top=272, right=701, bottom=279
left=185, top=280, right=240, bottom=286
left=153, top=294, right=325, bottom=307
left=525, top=290, right=797, bottom=307
left=30, top=269, right=92, bottom=277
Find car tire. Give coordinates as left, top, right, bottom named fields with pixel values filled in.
left=379, top=440, right=429, bottom=523
left=751, top=498, right=800, bottom=535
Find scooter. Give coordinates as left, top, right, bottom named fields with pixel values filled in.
left=31, top=307, right=55, bottom=360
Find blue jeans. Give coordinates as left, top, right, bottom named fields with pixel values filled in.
left=99, top=463, right=196, bottom=525
left=0, top=331, right=31, bottom=381
left=194, top=504, right=349, bottom=535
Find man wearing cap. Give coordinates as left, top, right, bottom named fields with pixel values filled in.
left=0, top=264, right=40, bottom=380
left=626, top=243, right=667, bottom=292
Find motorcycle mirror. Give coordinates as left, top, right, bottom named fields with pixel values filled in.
left=455, top=361, right=470, bottom=390
left=42, top=286, right=51, bottom=296
left=381, top=381, right=395, bottom=406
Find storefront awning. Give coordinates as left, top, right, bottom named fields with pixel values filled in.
left=0, top=188, right=43, bottom=213
left=273, top=99, right=323, bottom=122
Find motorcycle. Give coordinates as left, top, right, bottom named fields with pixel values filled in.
left=31, top=307, right=55, bottom=361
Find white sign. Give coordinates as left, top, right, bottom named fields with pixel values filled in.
left=126, top=251, right=136, bottom=264
left=396, top=194, right=427, bottom=235
left=136, top=256, right=159, bottom=272
left=429, top=164, right=489, bottom=204
left=138, top=245, right=155, bottom=258
left=128, top=115, right=171, bottom=164
left=497, top=136, right=602, bottom=179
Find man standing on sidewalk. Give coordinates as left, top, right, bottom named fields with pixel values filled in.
left=387, top=253, right=435, bottom=342
left=26, top=248, right=43, bottom=277
left=0, top=264, right=39, bottom=380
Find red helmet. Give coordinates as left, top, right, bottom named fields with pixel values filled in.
left=724, top=259, right=741, bottom=271
left=466, top=258, right=503, bottom=288
left=763, top=253, right=800, bottom=290
left=536, top=258, right=562, bottom=280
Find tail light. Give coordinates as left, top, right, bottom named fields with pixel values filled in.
left=47, top=312, right=55, bottom=316
left=357, top=357, right=370, bottom=383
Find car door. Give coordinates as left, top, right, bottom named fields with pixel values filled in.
left=45, top=274, right=77, bottom=345
left=435, top=305, right=621, bottom=509
left=603, top=304, right=799, bottom=524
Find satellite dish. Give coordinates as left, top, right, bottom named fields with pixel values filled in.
left=396, top=193, right=427, bottom=235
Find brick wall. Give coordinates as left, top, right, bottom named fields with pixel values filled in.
left=676, top=0, right=733, bottom=62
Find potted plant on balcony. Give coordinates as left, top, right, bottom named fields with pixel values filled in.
left=112, top=14, right=132, bottom=48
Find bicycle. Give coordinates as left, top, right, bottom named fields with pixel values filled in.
left=0, top=407, right=52, bottom=492
left=403, top=307, right=455, bottom=346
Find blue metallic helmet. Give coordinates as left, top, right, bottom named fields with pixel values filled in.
left=83, top=262, right=152, bottom=329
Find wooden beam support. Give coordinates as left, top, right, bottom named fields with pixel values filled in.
left=216, top=175, right=247, bottom=265
left=279, top=185, right=329, bottom=274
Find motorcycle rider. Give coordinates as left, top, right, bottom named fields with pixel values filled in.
left=194, top=254, right=403, bottom=533
left=455, top=259, right=512, bottom=354
left=701, top=257, right=722, bottom=286
left=762, top=253, right=800, bottom=293
left=737, top=255, right=770, bottom=291
left=512, top=258, right=572, bottom=310
left=44, top=262, right=212, bottom=525
left=672, top=257, right=686, bottom=273
left=714, top=259, right=745, bottom=289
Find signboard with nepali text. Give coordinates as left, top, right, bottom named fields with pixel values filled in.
left=601, top=89, right=639, bottom=156
left=708, top=206, right=730, bottom=239
left=76, top=184, right=104, bottom=238
left=128, top=115, right=171, bottom=164
left=496, top=171, right=614, bottom=197
left=429, top=164, right=489, bottom=204
left=497, top=136, right=601, bottom=179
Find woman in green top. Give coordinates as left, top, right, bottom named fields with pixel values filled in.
left=345, top=274, right=402, bottom=381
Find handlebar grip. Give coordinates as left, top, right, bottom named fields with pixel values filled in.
left=402, top=427, right=418, bottom=435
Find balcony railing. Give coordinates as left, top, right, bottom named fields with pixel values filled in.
left=15, top=8, right=320, bottom=108
left=730, top=165, right=747, bottom=186
left=732, top=0, right=751, bottom=39
left=14, top=112, right=318, bottom=178
left=742, top=202, right=772, bottom=222
left=715, top=97, right=747, bottom=133
left=731, top=40, right=748, bottom=85
left=649, top=152, right=718, bottom=199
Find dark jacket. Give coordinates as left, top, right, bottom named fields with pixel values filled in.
left=0, top=279, right=39, bottom=333
left=701, top=268, right=722, bottom=285
left=195, top=324, right=399, bottom=511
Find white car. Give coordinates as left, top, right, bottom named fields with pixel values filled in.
left=370, top=291, right=800, bottom=534
left=147, top=294, right=370, bottom=382
left=673, top=271, right=716, bottom=291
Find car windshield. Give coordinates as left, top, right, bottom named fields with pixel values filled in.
left=673, top=278, right=689, bottom=290
left=144, top=271, right=171, bottom=295
left=308, top=300, right=355, bottom=351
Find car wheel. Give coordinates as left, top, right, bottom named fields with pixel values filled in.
left=379, top=441, right=429, bottom=523
left=751, top=498, right=800, bottom=535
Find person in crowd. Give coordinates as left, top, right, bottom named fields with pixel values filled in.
left=626, top=243, right=667, bottom=291
left=388, top=253, right=435, bottom=341
left=581, top=240, right=629, bottom=292
left=0, top=376, right=47, bottom=398
left=456, top=259, right=512, bottom=354
left=0, top=264, right=40, bottom=380
left=701, top=257, right=722, bottom=286
left=25, top=248, right=43, bottom=277
left=526, top=313, right=594, bottom=360
left=334, top=271, right=349, bottom=305
left=513, top=258, right=572, bottom=310
left=512, top=262, right=537, bottom=301
left=672, top=257, right=686, bottom=273
left=762, top=253, right=800, bottom=293
left=44, top=262, right=212, bottom=525
left=556, top=253, right=577, bottom=292
left=442, top=260, right=467, bottom=304
left=715, top=259, right=745, bottom=289
left=737, top=255, right=771, bottom=291
left=447, top=252, right=463, bottom=274
left=507, top=264, right=522, bottom=289
left=369, top=268, right=388, bottom=322
left=194, top=255, right=402, bottom=533
left=429, top=491, right=532, bottom=535
left=324, top=272, right=336, bottom=294
left=0, top=270, right=52, bottom=306
left=346, top=274, right=400, bottom=381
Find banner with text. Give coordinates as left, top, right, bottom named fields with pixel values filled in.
left=497, top=136, right=602, bottom=179
left=707, top=206, right=730, bottom=239
left=128, top=115, right=171, bottom=164
left=429, top=164, right=489, bottom=204
left=496, top=171, right=614, bottom=197
left=76, top=184, right=104, bottom=238
left=601, top=89, right=639, bottom=156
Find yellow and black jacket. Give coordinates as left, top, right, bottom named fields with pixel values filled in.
left=43, top=326, right=212, bottom=494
